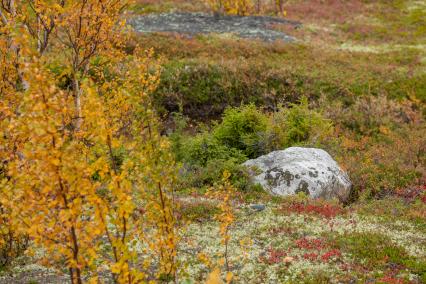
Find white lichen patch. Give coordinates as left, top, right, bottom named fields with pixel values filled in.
left=338, top=43, right=426, bottom=54
left=406, top=0, right=426, bottom=11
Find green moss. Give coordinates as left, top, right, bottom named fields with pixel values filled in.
left=334, top=232, right=404, bottom=266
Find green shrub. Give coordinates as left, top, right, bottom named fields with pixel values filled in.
left=178, top=132, right=247, bottom=167
left=209, top=99, right=332, bottom=159
left=169, top=114, right=249, bottom=190
left=171, top=101, right=333, bottom=190
left=169, top=112, right=190, bottom=162
left=178, top=157, right=252, bottom=191
left=266, top=97, right=333, bottom=150
left=213, top=104, right=268, bottom=159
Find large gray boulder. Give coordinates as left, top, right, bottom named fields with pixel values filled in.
left=243, top=147, right=352, bottom=202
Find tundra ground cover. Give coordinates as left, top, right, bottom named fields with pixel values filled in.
left=177, top=195, right=426, bottom=283
left=2, top=195, right=425, bottom=283
left=1, top=0, right=425, bottom=283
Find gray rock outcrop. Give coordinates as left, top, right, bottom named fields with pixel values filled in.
left=129, top=12, right=299, bottom=42
left=243, top=147, right=352, bottom=202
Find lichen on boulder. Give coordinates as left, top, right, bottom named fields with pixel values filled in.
left=243, top=147, right=352, bottom=202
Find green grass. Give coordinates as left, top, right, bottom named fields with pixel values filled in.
left=353, top=198, right=426, bottom=232
left=331, top=232, right=426, bottom=281
left=334, top=232, right=407, bottom=266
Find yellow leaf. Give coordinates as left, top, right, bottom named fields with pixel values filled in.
left=379, top=125, right=390, bottom=135
left=205, top=267, right=223, bottom=284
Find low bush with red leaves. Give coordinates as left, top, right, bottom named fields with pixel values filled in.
left=259, top=247, right=288, bottom=264
left=281, top=200, right=344, bottom=219
left=295, top=237, right=342, bottom=263
left=394, top=184, right=426, bottom=204
left=295, top=237, right=327, bottom=250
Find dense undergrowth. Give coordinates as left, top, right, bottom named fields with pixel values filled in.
left=169, top=95, right=424, bottom=201
left=124, top=0, right=426, bottom=202
left=126, top=35, right=426, bottom=119
left=171, top=100, right=333, bottom=191
left=150, top=30, right=425, bottom=200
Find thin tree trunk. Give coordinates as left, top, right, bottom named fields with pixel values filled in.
left=72, top=73, right=82, bottom=131
left=9, top=0, right=16, bottom=16
left=70, top=225, right=83, bottom=284
left=0, top=9, right=8, bottom=25
left=1, top=4, right=29, bottom=91
left=225, top=227, right=230, bottom=272
left=69, top=268, right=75, bottom=284
left=37, top=16, right=41, bottom=52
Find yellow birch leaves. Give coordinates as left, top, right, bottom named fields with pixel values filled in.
left=206, top=0, right=254, bottom=16
left=204, top=171, right=236, bottom=283
left=1, top=0, right=178, bottom=282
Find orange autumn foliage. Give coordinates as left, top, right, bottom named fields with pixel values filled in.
left=1, top=0, right=178, bottom=283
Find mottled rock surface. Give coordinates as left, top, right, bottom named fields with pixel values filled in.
left=243, top=147, right=352, bottom=202
left=129, top=12, right=299, bottom=42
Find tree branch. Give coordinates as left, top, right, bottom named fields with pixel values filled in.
left=0, top=8, right=8, bottom=25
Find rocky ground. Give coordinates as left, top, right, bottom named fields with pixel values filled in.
left=128, top=12, right=299, bottom=42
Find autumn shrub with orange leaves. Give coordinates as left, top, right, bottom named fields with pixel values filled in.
left=0, top=21, right=29, bottom=268
left=324, top=95, right=425, bottom=200
left=205, top=0, right=253, bottom=16
left=0, top=0, right=178, bottom=282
